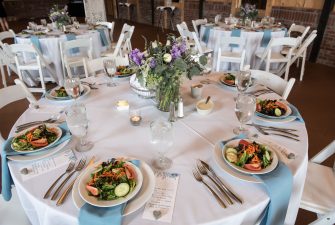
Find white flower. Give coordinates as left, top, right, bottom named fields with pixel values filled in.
left=166, top=40, right=171, bottom=46
left=163, top=53, right=172, bottom=63
left=151, top=41, right=158, bottom=48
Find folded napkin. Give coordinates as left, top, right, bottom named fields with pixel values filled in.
left=96, top=29, right=109, bottom=47
left=254, top=161, right=293, bottom=225
left=66, top=33, right=80, bottom=54
left=201, top=25, right=213, bottom=44
left=1, top=122, right=71, bottom=201
left=79, top=160, right=140, bottom=225
left=230, top=29, right=241, bottom=48
left=261, top=29, right=272, bottom=47
left=30, top=35, right=42, bottom=53
left=256, top=103, right=304, bottom=123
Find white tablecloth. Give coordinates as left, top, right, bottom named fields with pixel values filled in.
left=199, top=26, right=286, bottom=71
left=8, top=73, right=308, bottom=225
left=15, top=26, right=109, bottom=85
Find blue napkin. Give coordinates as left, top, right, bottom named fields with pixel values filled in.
left=30, top=35, right=42, bottom=53
left=254, top=161, right=293, bottom=225
left=261, top=29, right=272, bottom=47
left=66, top=33, right=80, bottom=54
left=256, top=103, right=304, bottom=123
left=201, top=25, right=213, bottom=44
left=97, top=29, right=109, bottom=47
left=1, top=123, right=72, bottom=201
left=79, top=160, right=140, bottom=225
left=230, top=29, right=241, bottom=48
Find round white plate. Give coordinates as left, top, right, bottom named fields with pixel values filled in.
left=254, top=115, right=296, bottom=124
left=78, top=161, right=143, bottom=208
left=222, top=139, right=278, bottom=175
left=219, top=73, right=236, bottom=87
left=7, top=139, right=70, bottom=161
left=45, top=85, right=91, bottom=102
left=255, top=98, right=292, bottom=119
left=73, top=160, right=155, bottom=216
left=11, top=124, right=62, bottom=153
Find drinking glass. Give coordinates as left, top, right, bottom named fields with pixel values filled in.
left=233, top=94, right=256, bottom=135
left=103, top=59, right=117, bottom=87
left=236, top=70, right=252, bottom=94
left=40, top=19, right=47, bottom=27
left=150, top=119, right=174, bottom=170
left=64, top=77, right=81, bottom=100
left=65, top=104, right=94, bottom=152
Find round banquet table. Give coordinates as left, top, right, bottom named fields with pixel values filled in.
left=7, top=72, right=308, bottom=225
left=199, top=26, right=286, bottom=71
left=15, top=25, right=109, bottom=86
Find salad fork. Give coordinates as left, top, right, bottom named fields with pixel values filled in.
left=254, top=126, right=300, bottom=141
left=51, top=158, right=87, bottom=200
left=192, top=169, right=226, bottom=208
left=196, top=161, right=233, bottom=205
left=43, top=161, right=75, bottom=199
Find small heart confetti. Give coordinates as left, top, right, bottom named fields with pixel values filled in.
left=153, top=210, right=162, bottom=220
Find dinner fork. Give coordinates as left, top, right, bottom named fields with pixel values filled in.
left=43, top=161, right=76, bottom=199
left=255, top=126, right=300, bottom=142
left=16, top=110, right=64, bottom=131
left=196, top=161, right=233, bottom=205
left=192, top=169, right=226, bottom=208
left=51, top=158, right=86, bottom=200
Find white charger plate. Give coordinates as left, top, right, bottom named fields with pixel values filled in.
left=73, top=160, right=155, bottom=216
left=255, top=98, right=292, bottom=119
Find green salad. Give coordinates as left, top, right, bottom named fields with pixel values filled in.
left=86, top=159, right=137, bottom=200
left=54, top=87, right=68, bottom=97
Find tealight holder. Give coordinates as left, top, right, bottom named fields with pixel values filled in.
left=129, top=108, right=142, bottom=126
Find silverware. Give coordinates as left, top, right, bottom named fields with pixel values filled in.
left=249, top=123, right=298, bottom=132
left=192, top=169, right=226, bottom=208
left=43, top=161, right=76, bottom=199
left=16, top=110, right=64, bottom=131
left=199, top=160, right=243, bottom=204
left=51, top=158, right=86, bottom=200
left=56, top=156, right=95, bottom=206
left=196, top=161, right=233, bottom=205
left=255, top=126, right=300, bottom=141
left=259, top=128, right=299, bottom=137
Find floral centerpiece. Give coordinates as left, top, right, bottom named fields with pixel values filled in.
left=129, top=36, right=207, bottom=112
left=239, top=3, right=258, bottom=22
left=49, top=5, right=71, bottom=29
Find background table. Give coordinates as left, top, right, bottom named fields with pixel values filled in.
left=8, top=73, right=308, bottom=225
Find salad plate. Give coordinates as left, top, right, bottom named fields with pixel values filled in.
left=11, top=124, right=62, bottom=153
left=73, top=159, right=155, bottom=215
left=115, top=66, right=136, bottom=78
left=219, top=72, right=237, bottom=87
left=45, top=85, right=91, bottom=102
left=221, top=139, right=278, bottom=175
left=255, top=98, right=292, bottom=119
left=78, top=159, right=143, bottom=208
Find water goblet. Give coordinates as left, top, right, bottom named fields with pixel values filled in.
left=40, top=19, right=47, bottom=27
left=103, top=59, right=117, bottom=87
left=235, top=70, right=252, bottom=95
left=65, top=104, right=94, bottom=152
left=64, top=77, right=81, bottom=101
left=150, top=119, right=174, bottom=170
left=233, top=94, right=256, bottom=135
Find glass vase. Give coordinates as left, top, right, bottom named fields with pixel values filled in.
left=156, top=82, right=180, bottom=112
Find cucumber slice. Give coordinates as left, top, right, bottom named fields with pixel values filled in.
left=265, top=151, right=271, bottom=161
left=114, top=183, right=130, bottom=197
left=226, top=147, right=237, bottom=154
left=274, top=108, right=282, bottom=116
left=226, top=152, right=238, bottom=163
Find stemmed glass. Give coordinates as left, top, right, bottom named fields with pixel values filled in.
left=40, top=19, right=47, bottom=27
left=64, top=77, right=81, bottom=102
left=150, top=119, right=174, bottom=170
left=65, top=104, right=94, bottom=152
left=233, top=94, right=256, bottom=135
left=103, top=59, right=117, bottom=87
left=235, top=70, right=252, bottom=95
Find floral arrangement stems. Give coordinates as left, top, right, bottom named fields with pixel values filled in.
left=239, top=3, right=258, bottom=22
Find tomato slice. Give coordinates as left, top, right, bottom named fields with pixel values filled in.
left=275, top=101, right=287, bottom=111
left=244, top=163, right=262, bottom=171
left=30, top=138, right=48, bottom=147
left=239, top=139, right=250, bottom=149
left=124, top=163, right=136, bottom=179
left=86, top=185, right=99, bottom=196
left=256, top=103, right=262, bottom=112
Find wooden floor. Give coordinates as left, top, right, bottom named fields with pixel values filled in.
left=1, top=18, right=334, bottom=224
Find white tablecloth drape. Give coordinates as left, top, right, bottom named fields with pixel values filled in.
left=8, top=73, right=308, bottom=225
left=199, top=26, right=286, bottom=71
left=16, top=27, right=109, bottom=85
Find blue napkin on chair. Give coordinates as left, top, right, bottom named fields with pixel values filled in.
left=230, top=29, right=241, bottom=48
left=1, top=123, right=72, bottom=201
left=282, top=27, right=288, bottom=37
left=201, top=25, right=213, bottom=44
left=79, top=160, right=140, bottom=225
left=66, top=33, right=80, bottom=54
left=30, top=35, right=42, bottom=53
left=96, top=29, right=109, bottom=47
left=254, top=161, right=293, bottom=225
left=261, top=29, right=272, bottom=47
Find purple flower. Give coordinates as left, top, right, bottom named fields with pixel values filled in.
left=129, top=48, right=144, bottom=66
left=149, top=58, right=156, bottom=68
left=171, top=44, right=181, bottom=59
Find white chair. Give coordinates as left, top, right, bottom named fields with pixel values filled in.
left=300, top=140, right=335, bottom=225
left=0, top=30, right=16, bottom=86
left=60, top=38, right=93, bottom=78
left=280, top=30, right=317, bottom=81
left=83, top=56, right=129, bottom=78
left=10, top=44, right=51, bottom=93
left=176, top=22, right=191, bottom=39
left=96, top=21, right=115, bottom=43
left=216, top=36, right=246, bottom=71
left=192, top=18, right=207, bottom=38
left=288, top=23, right=310, bottom=41
left=250, top=70, right=296, bottom=100
left=255, top=37, right=301, bottom=81
left=214, top=14, right=222, bottom=24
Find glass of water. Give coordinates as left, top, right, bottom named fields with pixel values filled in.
left=40, top=19, right=47, bottom=27
left=103, top=59, right=117, bottom=87
left=236, top=70, right=252, bottom=94
left=66, top=104, right=94, bottom=152
left=234, top=94, right=256, bottom=135
left=64, top=77, right=81, bottom=100
left=150, top=119, right=174, bottom=170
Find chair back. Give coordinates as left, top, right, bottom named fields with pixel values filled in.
left=311, top=140, right=335, bottom=164
left=60, top=38, right=93, bottom=58
left=192, top=18, right=207, bottom=37
left=217, top=36, right=246, bottom=49
left=176, top=22, right=190, bottom=39
left=214, top=14, right=222, bottom=24
left=83, top=56, right=129, bottom=77
left=96, top=21, right=115, bottom=42
left=250, top=69, right=296, bottom=99
left=120, top=23, right=134, bottom=34
left=0, top=29, right=16, bottom=48
left=288, top=23, right=310, bottom=40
